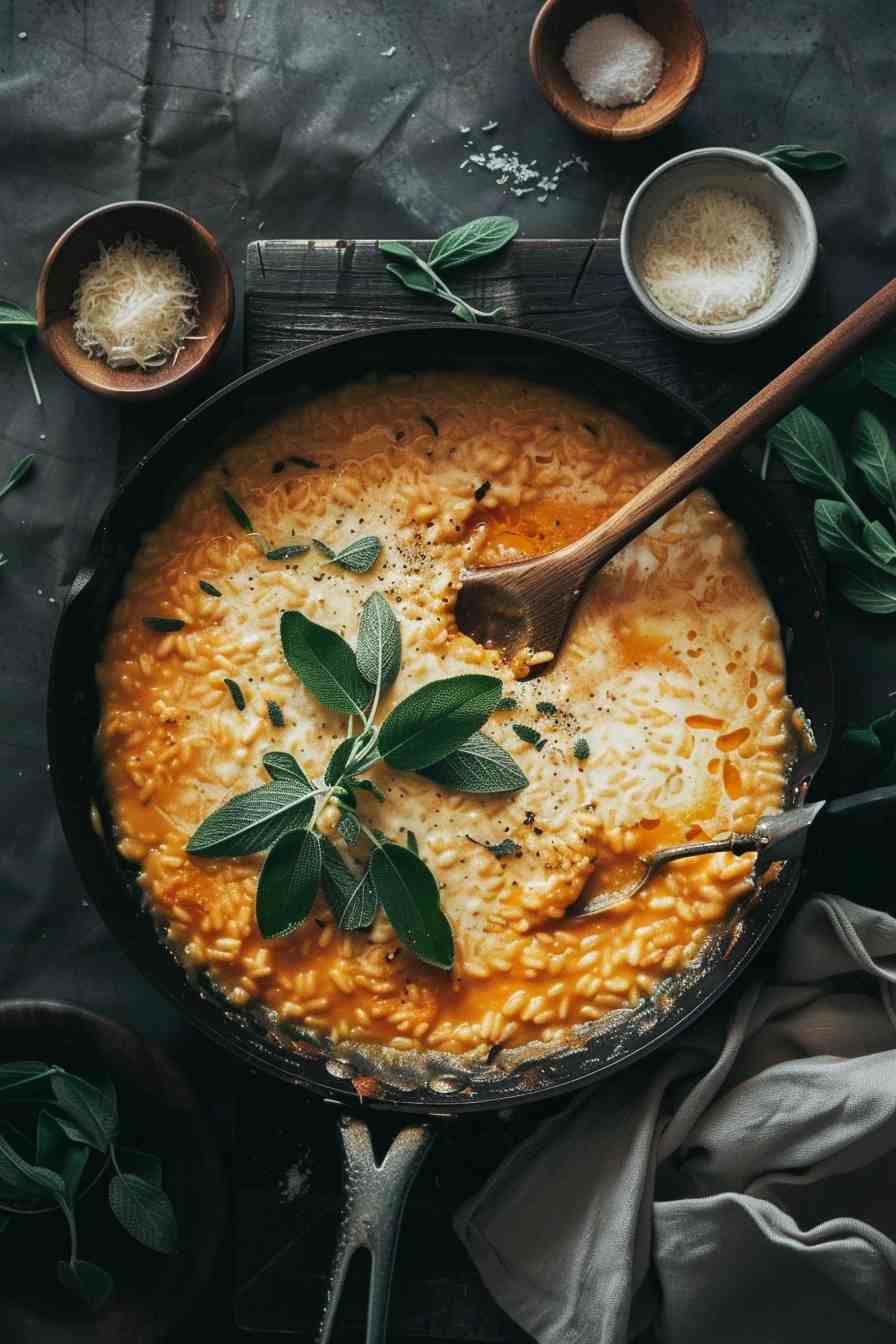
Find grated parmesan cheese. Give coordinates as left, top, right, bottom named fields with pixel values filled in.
left=638, top=188, right=780, bottom=326
left=72, top=233, right=200, bottom=369
left=563, top=13, right=664, bottom=109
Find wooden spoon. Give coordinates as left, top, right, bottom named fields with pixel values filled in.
left=454, top=279, right=896, bottom=670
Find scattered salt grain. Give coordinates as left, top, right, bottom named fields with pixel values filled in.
left=459, top=125, right=471, bottom=134
left=460, top=135, right=589, bottom=204
left=17, top=31, right=27, bottom=40
left=563, top=13, right=664, bottom=108
left=481, top=120, right=499, bottom=131
left=380, top=45, right=396, bottom=57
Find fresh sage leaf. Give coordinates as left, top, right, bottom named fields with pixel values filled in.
left=356, top=592, right=402, bottom=690
left=864, top=519, right=896, bottom=565
left=224, top=677, right=246, bottom=711
left=143, top=617, right=185, bottom=633
left=0, top=301, right=42, bottom=405
left=378, top=674, right=502, bottom=770
left=36, top=1112, right=89, bottom=1203
left=369, top=842, right=454, bottom=969
left=320, top=838, right=377, bottom=929
left=573, top=736, right=591, bottom=760
left=852, top=410, right=896, bottom=521
left=512, top=722, right=546, bottom=749
left=222, top=489, right=253, bottom=532
left=378, top=240, right=422, bottom=264
left=0, top=453, right=34, bottom=503
left=313, top=538, right=335, bottom=558
left=116, top=1146, right=163, bottom=1187
left=267, top=700, right=285, bottom=727
left=0, top=1061, right=56, bottom=1093
left=338, top=810, right=362, bottom=845
left=418, top=730, right=528, bottom=793
left=57, top=1258, right=115, bottom=1311
left=767, top=407, right=847, bottom=492
left=0, top=1130, right=67, bottom=1201
left=405, top=829, right=418, bottom=855
left=324, top=535, right=382, bottom=574
left=325, top=736, right=362, bottom=785
left=428, top=215, right=519, bottom=272
left=262, top=751, right=313, bottom=788
left=813, top=500, right=896, bottom=575
left=265, top=544, right=310, bottom=560
left=467, top=835, right=522, bottom=858
left=838, top=565, right=896, bottom=614
left=186, top=779, right=315, bottom=857
left=108, top=1172, right=177, bottom=1254
left=863, top=335, right=896, bottom=399
left=256, top=828, right=323, bottom=937
left=760, top=144, right=846, bottom=173
left=384, top=262, right=439, bottom=296
left=50, top=1073, right=117, bottom=1152
left=280, top=611, right=371, bottom=716
left=198, top=580, right=222, bottom=597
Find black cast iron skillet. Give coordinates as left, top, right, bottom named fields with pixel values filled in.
left=51, top=323, right=851, bottom=1340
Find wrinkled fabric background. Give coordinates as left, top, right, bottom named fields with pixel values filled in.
left=1, top=2, right=896, bottom=1339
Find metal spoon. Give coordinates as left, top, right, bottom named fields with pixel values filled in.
left=566, top=800, right=826, bottom=919
left=453, top=279, right=896, bottom=668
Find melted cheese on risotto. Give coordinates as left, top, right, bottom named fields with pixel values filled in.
left=97, top=372, right=795, bottom=1056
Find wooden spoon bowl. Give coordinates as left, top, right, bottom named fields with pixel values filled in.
left=529, top=0, right=707, bottom=140
left=36, top=201, right=234, bottom=402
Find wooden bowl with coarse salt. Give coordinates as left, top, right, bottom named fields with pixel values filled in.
left=529, top=0, right=707, bottom=140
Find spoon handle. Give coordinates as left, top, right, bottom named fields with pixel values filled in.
left=559, top=276, right=896, bottom=576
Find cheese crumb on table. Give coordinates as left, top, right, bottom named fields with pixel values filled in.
left=563, top=13, right=664, bottom=109
left=638, top=188, right=780, bottom=326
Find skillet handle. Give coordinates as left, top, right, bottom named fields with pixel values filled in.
left=317, top=1115, right=435, bottom=1344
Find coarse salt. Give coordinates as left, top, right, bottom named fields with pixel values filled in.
left=563, top=13, right=664, bottom=109
left=638, top=188, right=780, bottom=326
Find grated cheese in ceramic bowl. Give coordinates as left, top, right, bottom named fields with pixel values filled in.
left=72, top=233, right=200, bottom=369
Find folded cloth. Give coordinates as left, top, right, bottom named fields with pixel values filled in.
left=455, top=896, right=896, bottom=1344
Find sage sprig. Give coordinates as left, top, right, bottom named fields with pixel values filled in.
left=188, top=591, right=529, bottom=968
left=0, top=453, right=34, bottom=502
left=379, top=216, right=519, bottom=324
left=761, top=145, right=847, bottom=173
left=0, top=302, right=43, bottom=405
left=0, top=1060, right=176, bottom=1312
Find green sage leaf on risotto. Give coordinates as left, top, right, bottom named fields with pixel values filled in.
left=428, top=215, right=519, bottom=271
left=405, top=829, right=418, bottom=855
left=221, top=489, right=253, bottom=532
left=108, top=1172, right=177, bottom=1253
left=356, top=592, right=401, bottom=690
left=262, top=751, right=313, bottom=789
left=767, top=407, right=846, bottom=493
left=320, top=838, right=377, bottom=929
left=327, top=535, right=383, bottom=574
left=573, top=736, right=590, bottom=760
left=50, top=1073, right=117, bottom=1151
left=466, top=835, right=522, bottom=858
left=378, top=674, right=502, bottom=771
left=224, top=677, right=245, bottom=711
left=495, top=696, right=517, bottom=711
left=265, top=544, right=310, bottom=561
left=267, top=700, right=285, bottom=727
left=418, top=731, right=528, bottom=794
left=852, top=410, right=896, bottom=523
left=280, top=610, right=372, bottom=717
left=198, top=580, right=222, bottom=597
left=143, top=617, right=185, bottom=633
left=256, top=828, right=323, bottom=938
left=57, top=1259, right=114, bottom=1311
left=511, top=722, right=546, bottom=749
left=337, top=810, right=361, bottom=846
left=369, top=842, right=453, bottom=969
left=325, top=735, right=363, bottom=785
left=187, top=780, right=316, bottom=857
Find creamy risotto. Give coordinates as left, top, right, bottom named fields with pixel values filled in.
left=97, top=371, right=795, bottom=1057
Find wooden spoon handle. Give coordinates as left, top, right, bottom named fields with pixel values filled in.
left=565, top=277, right=896, bottom=573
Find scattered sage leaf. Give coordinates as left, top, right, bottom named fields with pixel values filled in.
left=198, top=580, right=222, bottom=597
left=466, top=835, right=522, bottom=859
left=862, top=333, right=896, bottom=399
left=338, top=810, right=361, bottom=846
left=384, top=262, right=439, bottom=296
left=838, top=564, right=896, bottom=614
left=0, top=1061, right=56, bottom=1094
left=369, top=842, right=454, bottom=969
left=50, top=1073, right=117, bottom=1152
left=289, top=456, right=320, bottom=469
left=186, top=779, right=315, bottom=857
left=0, top=453, right=34, bottom=503
left=313, top=538, right=334, bottom=558
left=512, top=723, right=546, bottom=749
left=495, top=696, right=517, bottom=711
left=256, top=828, right=323, bottom=938
left=535, top=701, right=557, bottom=716
left=224, top=677, right=246, bottom=711
left=573, top=737, right=591, bottom=760
left=473, top=479, right=491, bottom=501
left=852, top=410, right=896, bottom=521
left=864, top=519, right=896, bottom=565
left=325, top=535, right=382, bottom=573
left=280, top=610, right=371, bottom=717
left=108, top=1173, right=177, bottom=1254
left=378, top=240, right=422, bottom=264
left=418, top=730, right=528, bottom=794
left=428, top=215, right=519, bottom=271
left=356, top=591, right=402, bottom=690
left=143, top=617, right=185, bottom=633
left=116, top=1146, right=163, bottom=1187
left=265, top=544, right=310, bottom=560
left=760, top=144, right=847, bottom=172
left=221, top=489, right=253, bottom=532
left=262, top=751, right=313, bottom=788
left=767, top=407, right=847, bottom=492
left=378, top=674, right=502, bottom=770
left=57, top=1258, right=115, bottom=1311
left=267, top=700, right=285, bottom=727
left=320, top=838, right=377, bottom=929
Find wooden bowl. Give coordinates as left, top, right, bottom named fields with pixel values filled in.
left=529, top=0, right=707, bottom=141
left=36, top=201, right=234, bottom=401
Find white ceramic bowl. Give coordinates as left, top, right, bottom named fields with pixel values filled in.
left=620, top=147, right=818, bottom=343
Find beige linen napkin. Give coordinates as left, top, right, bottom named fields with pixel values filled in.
left=455, top=896, right=896, bottom=1344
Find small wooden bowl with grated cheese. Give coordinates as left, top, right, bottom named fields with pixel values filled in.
left=36, top=201, right=234, bottom=400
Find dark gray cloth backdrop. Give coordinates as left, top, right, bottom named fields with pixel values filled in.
left=1, top=1, right=895, bottom=1338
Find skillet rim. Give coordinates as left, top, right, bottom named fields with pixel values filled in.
left=47, top=320, right=833, bottom=1113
